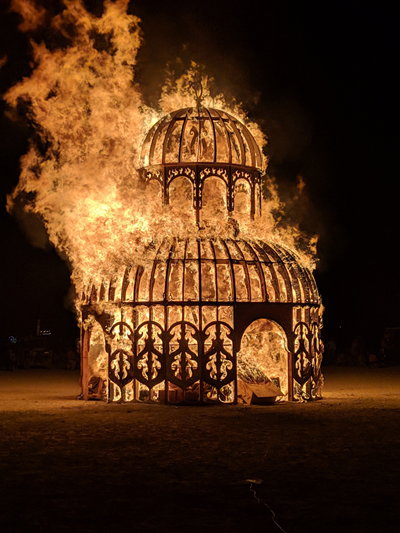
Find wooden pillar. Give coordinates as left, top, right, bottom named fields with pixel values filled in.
left=81, top=326, right=91, bottom=400
left=286, top=327, right=295, bottom=401
left=250, top=179, right=255, bottom=220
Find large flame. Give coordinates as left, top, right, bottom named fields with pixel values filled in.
left=5, top=0, right=318, bottom=318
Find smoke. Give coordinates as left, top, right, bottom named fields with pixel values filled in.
left=263, top=97, right=313, bottom=168
left=11, top=198, right=50, bottom=249
left=0, top=55, right=7, bottom=69
left=10, top=0, right=46, bottom=32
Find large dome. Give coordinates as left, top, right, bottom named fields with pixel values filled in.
left=139, top=106, right=263, bottom=170
left=83, top=237, right=319, bottom=305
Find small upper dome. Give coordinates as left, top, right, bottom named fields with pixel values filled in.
left=140, top=106, right=263, bottom=170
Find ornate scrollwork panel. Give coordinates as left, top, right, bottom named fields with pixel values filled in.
left=199, top=167, right=229, bottom=184
left=134, top=320, right=166, bottom=388
left=293, top=321, right=312, bottom=385
left=110, top=350, right=132, bottom=386
left=107, top=321, right=134, bottom=389
left=311, top=323, right=323, bottom=378
left=310, top=321, right=324, bottom=398
left=232, top=169, right=252, bottom=184
left=144, top=169, right=163, bottom=186
left=166, top=321, right=201, bottom=389
left=167, top=167, right=196, bottom=185
left=202, top=321, right=235, bottom=388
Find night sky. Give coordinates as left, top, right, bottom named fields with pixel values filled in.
left=0, top=0, right=398, bottom=354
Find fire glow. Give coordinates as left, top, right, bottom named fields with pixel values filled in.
left=6, top=0, right=323, bottom=404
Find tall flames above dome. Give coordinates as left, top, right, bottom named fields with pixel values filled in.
left=5, top=0, right=323, bottom=404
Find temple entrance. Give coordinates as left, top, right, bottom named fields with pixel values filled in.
left=237, top=318, right=290, bottom=400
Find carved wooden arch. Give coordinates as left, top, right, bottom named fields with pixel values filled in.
left=166, top=167, right=197, bottom=210
left=232, top=169, right=256, bottom=218
left=235, top=309, right=292, bottom=354
left=236, top=316, right=291, bottom=395
left=144, top=168, right=164, bottom=187
left=199, top=167, right=229, bottom=211
left=233, top=301, right=295, bottom=399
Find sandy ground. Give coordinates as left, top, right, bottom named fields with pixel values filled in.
left=0, top=366, right=399, bottom=533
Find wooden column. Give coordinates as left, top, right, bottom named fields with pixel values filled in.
left=81, top=326, right=91, bottom=401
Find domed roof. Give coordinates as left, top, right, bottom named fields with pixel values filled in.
left=84, top=237, right=319, bottom=305
left=139, top=107, right=263, bottom=170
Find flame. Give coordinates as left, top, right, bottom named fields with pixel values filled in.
left=159, top=62, right=268, bottom=172
left=5, top=0, right=318, bottom=318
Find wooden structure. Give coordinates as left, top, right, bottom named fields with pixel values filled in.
left=80, top=106, right=323, bottom=403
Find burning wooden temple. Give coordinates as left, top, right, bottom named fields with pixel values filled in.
left=80, top=105, right=323, bottom=404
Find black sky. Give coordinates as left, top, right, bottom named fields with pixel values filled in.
left=0, top=0, right=398, bottom=352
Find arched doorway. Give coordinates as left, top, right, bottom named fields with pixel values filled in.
left=237, top=318, right=290, bottom=400
left=201, top=176, right=227, bottom=224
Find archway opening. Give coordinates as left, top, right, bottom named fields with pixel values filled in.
left=169, top=176, right=194, bottom=219
left=201, top=176, right=228, bottom=224
left=237, top=318, right=289, bottom=401
left=233, top=178, right=251, bottom=224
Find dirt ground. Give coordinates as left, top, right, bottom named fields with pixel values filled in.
left=0, top=366, right=399, bottom=533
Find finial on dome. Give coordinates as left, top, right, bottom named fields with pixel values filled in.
left=189, top=71, right=204, bottom=109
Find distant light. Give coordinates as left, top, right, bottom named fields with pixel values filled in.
left=9, top=336, right=17, bottom=344
left=40, top=330, right=52, bottom=336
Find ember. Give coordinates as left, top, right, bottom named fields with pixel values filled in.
left=5, top=0, right=323, bottom=404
